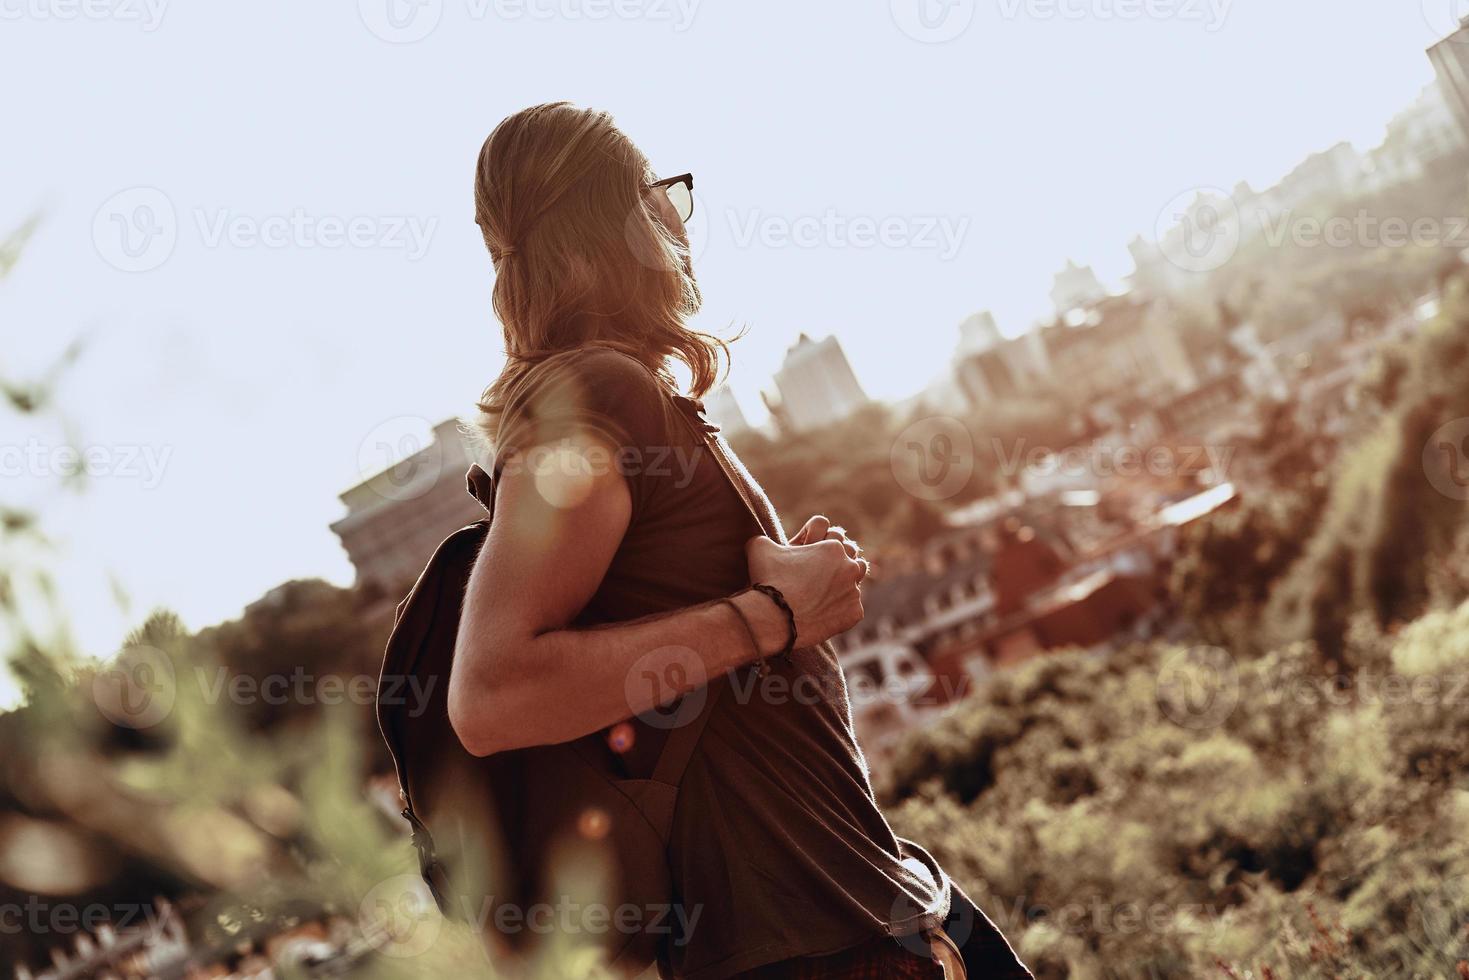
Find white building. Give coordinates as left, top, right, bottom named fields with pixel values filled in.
left=770, top=333, right=870, bottom=434
left=1146, top=141, right=1370, bottom=286
left=905, top=310, right=1056, bottom=417
left=1050, top=260, right=1107, bottom=319
left=330, top=418, right=489, bottom=591
left=1128, top=234, right=1192, bottom=298
left=703, top=384, right=752, bottom=437
left=1365, top=82, right=1466, bottom=190
left=1429, top=16, right=1469, bottom=140
left=1271, top=142, right=1364, bottom=211
left=956, top=311, right=1002, bottom=354
left=951, top=326, right=1051, bottom=409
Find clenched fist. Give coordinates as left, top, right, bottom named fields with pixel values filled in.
left=744, top=535, right=867, bottom=650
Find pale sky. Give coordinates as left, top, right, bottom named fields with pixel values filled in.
left=0, top=0, right=1452, bottom=678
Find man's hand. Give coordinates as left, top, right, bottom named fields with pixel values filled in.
left=744, top=534, right=867, bottom=650
left=791, top=514, right=864, bottom=563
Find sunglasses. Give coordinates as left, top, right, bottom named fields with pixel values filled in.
left=649, top=172, right=694, bottom=223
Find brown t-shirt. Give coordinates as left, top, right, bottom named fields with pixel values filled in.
left=495, top=348, right=948, bottom=980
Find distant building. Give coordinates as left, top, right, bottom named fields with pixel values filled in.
left=1429, top=17, right=1469, bottom=140
left=1050, top=259, right=1107, bottom=318
left=1127, top=233, right=1194, bottom=298
left=1271, top=142, right=1364, bottom=211
left=840, top=641, right=951, bottom=772
left=1365, top=82, right=1466, bottom=189
left=1039, top=294, right=1198, bottom=402
left=988, top=520, right=1068, bottom=616
left=944, top=311, right=1052, bottom=412
left=1152, top=372, right=1249, bottom=440
left=1155, top=187, right=1254, bottom=274
left=330, top=418, right=488, bottom=591
left=703, top=384, right=751, bottom=437
left=969, top=569, right=1160, bottom=670
left=1228, top=322, right=1290, bottom=402
left=953, top=333, right=1048, bottom=409
left=901, top=370, right=972, bottom=418
left=833, top=503, right=1183, bottom=773
left=1151, top=142, right=1364, bottom=277
left=939, top=293, right=1198, bottom=414
left=956, top=311, right=1003, bottom=354
left=831, top=523, right=1000, bottom=768
left=770, top=333, right=870, bottom=434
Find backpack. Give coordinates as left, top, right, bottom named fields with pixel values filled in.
left=376, top=400, right=761, bottom=976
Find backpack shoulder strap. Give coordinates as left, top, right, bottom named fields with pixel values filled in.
left=636, top=388, right=779, bottom=788
left=466, top=463, right=495, bottom=515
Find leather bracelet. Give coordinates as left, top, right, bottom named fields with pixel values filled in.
left=719, top=597, right=763, bottom=660
left=749, top=583, right=797, bottom=659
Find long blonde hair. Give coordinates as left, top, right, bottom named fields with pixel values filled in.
left=472, top=102, right=726, bottom=445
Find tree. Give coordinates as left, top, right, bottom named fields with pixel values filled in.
left=1265, top=271, right=1469, bottom=661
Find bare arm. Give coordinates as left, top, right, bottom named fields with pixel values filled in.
left=447, top=430, right=866, bottom=757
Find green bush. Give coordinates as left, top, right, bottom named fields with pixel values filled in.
left=886, top=600, right=1469, bottom=977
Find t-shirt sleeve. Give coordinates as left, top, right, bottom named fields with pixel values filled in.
left=494, top=349, right=674, bottom=519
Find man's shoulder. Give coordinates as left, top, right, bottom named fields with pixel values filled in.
left=526, top=346, right=667, bottom=405
left=558, top=345, right=659, bottom=383
left=506, top=346, right=676, bottom=449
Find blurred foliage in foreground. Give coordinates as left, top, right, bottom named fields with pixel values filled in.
left=0, top=222, right=512, bottom=977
